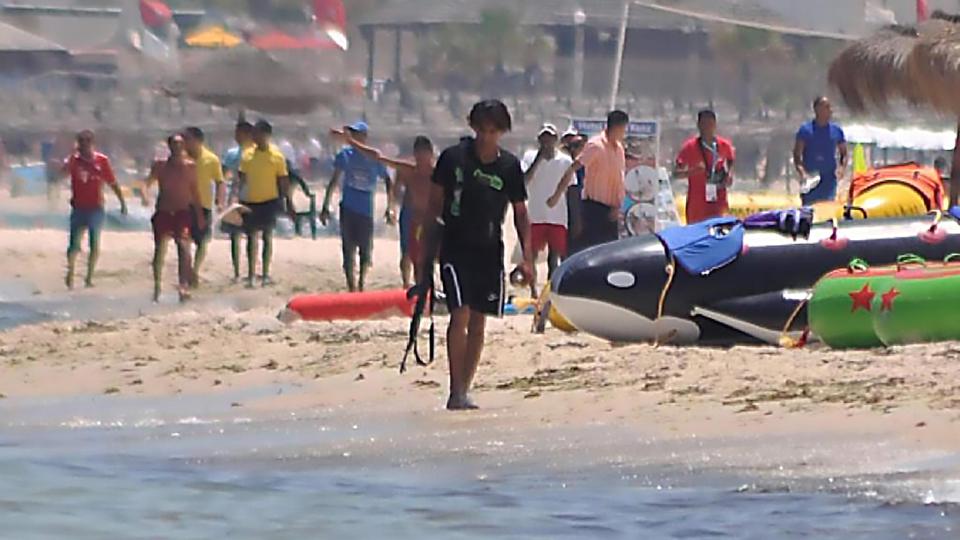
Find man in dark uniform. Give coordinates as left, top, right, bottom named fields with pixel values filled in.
left=415, top=100, right=533, bottom=410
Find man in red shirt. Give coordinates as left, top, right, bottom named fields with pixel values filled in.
left=62, top=130, right=127, bottom=289
left=674, top=110, right=736, bottom=224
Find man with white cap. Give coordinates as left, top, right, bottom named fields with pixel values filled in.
left=521, top=123, right=573, bottom=297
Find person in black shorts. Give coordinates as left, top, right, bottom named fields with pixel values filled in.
left=414, top=99, right=533, bottom=410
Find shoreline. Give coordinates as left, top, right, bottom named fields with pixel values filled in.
left=1, top=228, right=959, bottom=499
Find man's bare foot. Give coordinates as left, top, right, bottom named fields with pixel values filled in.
left=446, top=394, right=479, bottom=411
left=178, top=288, right=191, bottom=303
left=65, top=273, right=74, bottom=290
left=84, top=279, right=94, bottom=289
left=261, top=275, right=275, bottom=287
left=244, top=277, right=256, bottom=289
left=152, top=287, right=161, bottom=303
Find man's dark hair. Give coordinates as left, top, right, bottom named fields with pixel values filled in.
left=607, top=110, right=629, bottom=129
left=468, top=100, right=512, bottom=132
left=236, top=121, right=254, bottom=133
left=77, top=129, right=94, bottom=142
left=813, top=96, right=829, bottom=109
left=697, top=109, right=717, bottom=123
left=413, top=135, right=433, bottom=152
left=184, top=126, right=204, bottom=141
left=167, top=133, right=184, bottom=147
left=254, top=119, right=273, bottom=134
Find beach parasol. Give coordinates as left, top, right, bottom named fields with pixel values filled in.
left=184, top=25, right=243, bottom=49
left=829, top=11, right=960, bottom=205
left=166, top=45, right=338, bottom=115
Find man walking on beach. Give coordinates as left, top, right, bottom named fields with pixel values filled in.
left=548, top=111, right=629, bottom=249
left=183, top=127, right=224, bottom=287
left=794, top=96, right=847, bottom=206
left=238, top=120, right=293, bottom=288
left=674, top=109, right=736, bottom=224
left=522, top=123, right=572, bottom=297
left=145, top=134, right=204, bottom=302
left=414, top=99, right=533, bottom=410
left=320, top=121, right=393, bottom=292
left=63, top=130, right=127, bottom=289
left=560, top=129, right=586, bottom=254
left=329, top=129, right=435, bottom=289
left=222, top=121, right=255, bottom=282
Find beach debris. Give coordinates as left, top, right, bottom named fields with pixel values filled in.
left=354, top=373, right=365, bottom=381
left=524, top=391, right=541, bottom=399
left=737, top=402, right=760, bottom=413
left=231, top=402, right=243, bottom=407
left=915, top=421, right=927, bottom=428
left=412, top=379, right=440, bottom=389
left=103, top=387, right=120, bottom=395
left=262, top=360, right=279, bottom=370
left=129, top=378, right=143, bottom=386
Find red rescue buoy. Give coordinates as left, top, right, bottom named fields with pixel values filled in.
left=281, top=289, right=418, bottom=322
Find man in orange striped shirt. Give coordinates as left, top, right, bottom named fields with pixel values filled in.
left=548, top=110, right=629, bottom=249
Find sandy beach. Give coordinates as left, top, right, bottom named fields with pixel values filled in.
left=0, top=225, right=958, bottom=474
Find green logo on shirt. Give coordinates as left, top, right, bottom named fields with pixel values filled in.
left=452, top=166, right=464, bottom=216
left=473, top=169, right=503, bottom=191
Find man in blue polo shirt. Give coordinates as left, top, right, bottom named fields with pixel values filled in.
left=794, top=96, right=848, bottom=206
left=320, top=121, right=393, bottom=292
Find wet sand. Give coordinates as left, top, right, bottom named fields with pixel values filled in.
left=0, top=228, right=959, bottom=483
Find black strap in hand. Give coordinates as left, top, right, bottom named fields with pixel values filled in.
left=400, top=282, right=435, bottom=374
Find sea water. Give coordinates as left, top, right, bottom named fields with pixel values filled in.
left=0, top=391, right=956, bottom=539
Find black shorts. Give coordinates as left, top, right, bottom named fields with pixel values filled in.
left=340, top=205, right=374, bottom=268
left=440, top=248, right=504, bottom=317
left=242, top=199, right=279, bottom=232
left=580, top=199, right=619, bottom=249
left=191, top=208, right=213, bottom=244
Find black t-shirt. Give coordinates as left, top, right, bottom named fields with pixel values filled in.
left=432, top=138, right=526, bottom=256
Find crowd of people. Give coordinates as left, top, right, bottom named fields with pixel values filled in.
left=58, top=96, right=849, bottom=409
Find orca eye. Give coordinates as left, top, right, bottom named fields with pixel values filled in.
left=607, top=271, right=635, bottom=289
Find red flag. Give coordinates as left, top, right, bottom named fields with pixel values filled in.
left=917, top=0, right=929, bottom=22
left=313, top=0, right=348, bottom=50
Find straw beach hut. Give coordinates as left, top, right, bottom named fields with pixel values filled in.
left=165, top=45, right=338, bottom=115
left=829, top=11, right=960, bottom=204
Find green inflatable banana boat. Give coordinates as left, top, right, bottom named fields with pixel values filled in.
left=809, top=255, right=960, bottom=348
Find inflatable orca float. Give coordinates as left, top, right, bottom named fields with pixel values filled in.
left=550, top=213, right=960, bottom=346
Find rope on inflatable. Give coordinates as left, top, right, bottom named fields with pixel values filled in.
left=653, top=256, right=677, bottom=347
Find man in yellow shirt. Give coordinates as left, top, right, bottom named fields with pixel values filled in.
left=184, top=127, right=224, bottom=287
left=238, top=119, right=293, bottom=288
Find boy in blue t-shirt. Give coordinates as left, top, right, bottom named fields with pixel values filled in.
left=321, top=121, right=392, bottom=292
left=794, top=96, right=848, bottom=206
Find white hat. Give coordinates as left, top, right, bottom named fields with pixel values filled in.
left=538, top=123, right=559, bottom=137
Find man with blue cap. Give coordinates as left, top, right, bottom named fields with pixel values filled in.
left=321, top=121, right=393, bottom=292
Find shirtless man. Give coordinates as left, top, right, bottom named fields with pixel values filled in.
left=331, top=129, right=435, bottom=288
left=144, top=134, right=204, bottom=302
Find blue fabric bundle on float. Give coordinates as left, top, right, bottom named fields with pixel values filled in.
left=550, top=210, right=960, bottom=346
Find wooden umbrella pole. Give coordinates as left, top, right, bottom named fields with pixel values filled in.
left=952, top=118, right=960, bottom=207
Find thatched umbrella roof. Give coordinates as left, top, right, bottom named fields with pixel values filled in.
left=829, top=11, right=960, bottom=115
left=828, top=11, right=960, bottom=204
left=167, top=45, right=338, bottom=115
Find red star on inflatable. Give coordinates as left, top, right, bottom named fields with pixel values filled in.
left=880, top=288, right=900, bottom=312
left=849, top=284, right=875, bottom=313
